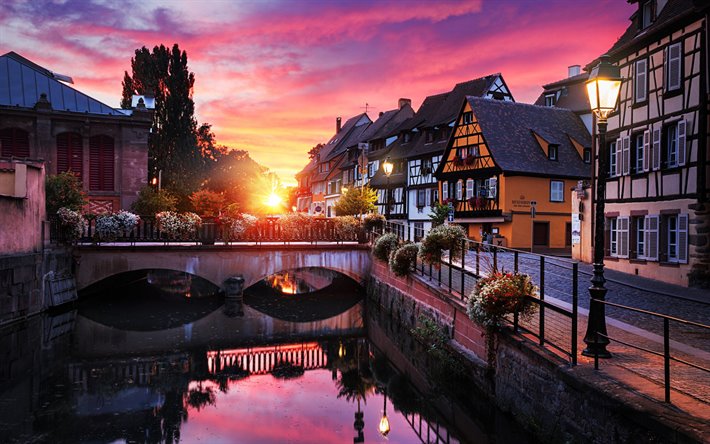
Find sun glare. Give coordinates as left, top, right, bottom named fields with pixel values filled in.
left=266, top=192, right=282, bottom=208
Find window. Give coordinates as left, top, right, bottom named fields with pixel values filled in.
left=634, top=133, right=644, bottom=173
left=634, top=216, right=646, bottom=258
left=663, top=214, right=688, bottom=263
left=455, top=180, right=463, bottom=201
left=544, top=93, right=556, bottom=107
left=462, top=112, right=473, bottom=124
left=487, top=177, right=497, bottom=198
left=466, top=179, right=474, bottom=199
left=666, top=42, right=682, bottom=91
left=421, top=158, right=432, bottom=175
left=89, top=135, right=114, bottom=191
left=608, top=218, right=618, bottom=256
left=583, top=148, right=591, bottom=164
left=667, top=215, right=678, bottom=261
left=550, top=180, right=564, bottom=202
left=608, top=140, right=617, bottom=176
left=402, top=132, right=411, bottom=143
left=442, top=182, right=448, bottom=200
left=664, top=121, right=687, bottom=168
left=416, top=189, right=426, bottom=208
left=0, top=128, right=30, bottom=158
left=456, top=147, right=468, bottom=159
left=414, top=222, right=424, bottom=241
left=635, top=59, right=647, bottom=103
left=56, top=132, right=83, bottom=180
left=439, top=128, right=449, bottom=140
left=425, top=131, right=434, bottom=144
left=606, top=217, right=629, bottom=258
left=640, top=0, right=654, bottom=29
left=548, top=145, right=558, bottom=161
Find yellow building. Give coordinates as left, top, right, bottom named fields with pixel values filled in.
left=435, top=97, right=591, bottom=252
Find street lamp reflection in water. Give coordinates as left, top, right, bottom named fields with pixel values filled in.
left=378, top=390, right=390, bottom=437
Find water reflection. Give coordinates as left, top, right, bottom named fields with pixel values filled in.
left=263, top=267, right=342, bottom=295
left=0, top=269, right=537, bottom=444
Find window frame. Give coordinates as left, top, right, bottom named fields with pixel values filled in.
left=462, top=112, right=473, bottom=125
left=633, top=133, right=644, bottom=174
left=665, top=42, right=682, bottom=92
left=548, top=144, right=558, bottom=161
left=550, top=180, right=564, bottom=202
left=634, top=58, right=648, bottom=103
left=608, top=140, right=617, bottom=177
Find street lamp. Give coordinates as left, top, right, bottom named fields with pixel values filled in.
left=583, top=54, right=622, bottom=359
left=382, top=157, right=394, bottom=219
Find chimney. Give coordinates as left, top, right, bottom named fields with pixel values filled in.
left=336, top=117, right=342, bottom=133
left=398, top=98, right=411, bottom=109
left=568, top=65, right=581, bottom=78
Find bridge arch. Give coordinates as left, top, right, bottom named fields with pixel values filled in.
left=74, top=245, right=372, bottom=292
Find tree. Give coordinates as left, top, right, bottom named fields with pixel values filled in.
left=121, top=44, right=199, bottom=208
left=333, top=185, right=378, bottom=217
left=46, top=172, right=87, bottom=215
left=429, top=201, right=450, bottom=227
left=202, top=149, right=273, bottom=214
left=308, top=143, right=325, bottom=160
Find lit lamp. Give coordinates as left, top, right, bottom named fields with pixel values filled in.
left=378, top=391, right=390, bottom=437
left=583, top=54, right=622, bottom=359
left=382, top=157, right=394, bottom=220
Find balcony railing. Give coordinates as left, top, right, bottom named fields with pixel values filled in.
left=446, top=197, right=501, bottom=218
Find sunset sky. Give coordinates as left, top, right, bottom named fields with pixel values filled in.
left=2, top=0, right=635, bottom=185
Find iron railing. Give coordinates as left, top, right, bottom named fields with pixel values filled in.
left=589, top=299, right=710, bottom=403
left=49, top=215, right=368, bottom=245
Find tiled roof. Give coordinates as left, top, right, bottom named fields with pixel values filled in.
left=533, top=73, right=590, bottom=114
left=323, top=113, right=371, bottom=161
left=467, top=97, right=591, bottom=178
left=0, top=51, right=125, bottom=115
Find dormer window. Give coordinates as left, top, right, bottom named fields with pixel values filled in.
left=402, top=132, right=411, bottom=143
left=548, top=144, right=558, bottom=161
left=640, top=1, right=654, bottom=30
left=425, top=130, right=434, bottom=144
left=462, top=112, right=473, bottom=125
left=583, top=148, right=591, bottom=164
left=544, top=93, right=556, bottom=107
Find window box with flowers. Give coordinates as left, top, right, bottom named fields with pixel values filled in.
left=465, top=154, right=477, bottom=166
left=453, top=156, right=464, bottom=167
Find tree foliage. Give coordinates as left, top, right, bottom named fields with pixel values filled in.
left=308, top=143, right=325, bottom=159
left=333, top=185, right=378, bottom=217
left=130, top=186, right=177, bottom=215
left=46, top=172, right=87, bottom=215
left=428, top=201, right=450, bottom=227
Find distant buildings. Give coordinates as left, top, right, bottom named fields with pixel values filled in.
left=0, top=51, right=152, bottom=213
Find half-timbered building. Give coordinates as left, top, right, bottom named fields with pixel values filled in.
left=0, top=52, right=152, bottom=212
left=436, top=97, right=591, bottom=251
left=583, top=0, right=709, bottom=286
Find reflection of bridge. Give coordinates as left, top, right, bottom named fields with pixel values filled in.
left=74, top=244, right=371, bottom=291
left=208, top=342, right=328, bottom=376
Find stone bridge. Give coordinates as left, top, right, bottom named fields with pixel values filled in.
left=73, top=244, right=372, bottom=291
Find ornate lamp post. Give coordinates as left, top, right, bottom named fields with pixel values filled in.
left=382, top=157, right=394, bottom=220
left=583, top=54, right=622, bottom=358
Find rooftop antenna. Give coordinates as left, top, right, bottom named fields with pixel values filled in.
left=360, top=102, right=376, bottom=113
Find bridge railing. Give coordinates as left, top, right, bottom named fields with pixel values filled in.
left=48, top=215, right=370, bottom=245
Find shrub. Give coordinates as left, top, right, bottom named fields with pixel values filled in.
left=131, top=186, right=177, bottom=215
left=94, top=211, right=140, bottom=241
left=389, top=243, right=419, bottom=276
left=279, top=212, right=313, bottom=238
left=156, top=211, right=202, bottom=239
left=428, top=201, right=450, bottom=227
left=372, top=233, right=399, bottom=262
left=189, top=189, right=225, bottom=217
left=227, top=213, right=258, bottom=240
left=57, top=207, right=87, bottom=242
left=46, top=172, right=87, bottom=215
left=363, top=213, right=385, bottom=231
left=419, top=224, right=467, bottom=264
left=333, top=216, right=360, bottom=240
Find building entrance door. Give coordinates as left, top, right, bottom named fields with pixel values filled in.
left=533, top=222, right=549, bottom=247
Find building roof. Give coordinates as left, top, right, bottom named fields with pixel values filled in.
left=0, top=51, right=125, bottom=115
left=466, top=97, right=591, bottom=178
left=323, top=113, right=371, bottom=162
left=533, top=72, right=590, bottom=114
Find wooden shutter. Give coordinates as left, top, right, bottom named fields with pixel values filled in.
left=677, top=120, right=686, bottom=166
left=652, top=128, right=661, bottom=170
left=667, top=43, right=682, bottom=91
left=635, top=59, right=647, bottom=102
left=615, top=138, right=622, bottom=177
left=604, top=218, right=612, bottom=256
left=622, top=136, right=630, bottom=175
left=618, top=217, right=629, bottom=258
left=0, top=128, right=30, bottom=158
left=643, top=129, right=651, bottom=172
left=678, top=214, right=688, bottom=263
left=56, top=132, right=83, bottom=181
left=645, top=215, right=659, bottom=260
left=89, top=135, right=115, bottom=191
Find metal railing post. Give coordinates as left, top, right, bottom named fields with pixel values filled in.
left=448, top=248, right=453, bottom=292
left=493, top=246, right=498, bottom=272
left=514, top=250, right=519, bottom=274
left=664, top=318, right=671, bottom=403
left=476, top=244, right=480, bottom=276
left=572, top=262, right=578, bottom=366
left=460, top=239, right=466, bottom=297
left=539, top=256, right=545, bottom=346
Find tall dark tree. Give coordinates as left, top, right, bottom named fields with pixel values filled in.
left=121, top=44, right=199, bottom=208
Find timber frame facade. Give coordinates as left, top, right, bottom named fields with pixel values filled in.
left=591, top=0, right=710, bottom=286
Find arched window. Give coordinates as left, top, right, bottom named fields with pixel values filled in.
left=89, top=135, right=114, bottom=191
left=56, top=132, right=83, bottom=180
left=0, top=128, right=30, bottom=158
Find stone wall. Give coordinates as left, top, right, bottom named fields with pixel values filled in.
left=368, top=259, right=705, bottom=443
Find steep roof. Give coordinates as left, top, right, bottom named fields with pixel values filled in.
left=0, top=51, right=125, bottom=115
left=466, top=97, right=591, bottom=178
left=533, top=72, right=590, bottom=114
left=323, top=113, right=371, bottom=161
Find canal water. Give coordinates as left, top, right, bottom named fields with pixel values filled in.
left=0, top=268, right=537, bottom=443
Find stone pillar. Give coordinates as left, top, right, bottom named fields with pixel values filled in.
left=223, top=276, right=245, bottom=317
left=689, top=203, right=710, bottom=288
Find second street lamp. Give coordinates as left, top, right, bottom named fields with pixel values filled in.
left=382, top=157, right=394, bottom=219
left=583, top=54, right=622, bottom=359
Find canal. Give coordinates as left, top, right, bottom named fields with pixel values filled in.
left=0, top=268, right=537, bottom=443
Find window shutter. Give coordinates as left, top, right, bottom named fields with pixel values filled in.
left=622, top=136, right=630, bottom=175
left=645, top=215, right=659, bottom=260
left=668, top=43, right=682, bottom=91
left=488, top=177, right=497, bottom=198
left=652, top=128, right=661, bottom=170
left=663, top=46, right=668, bottom=91
left=442, top=182, right=448, bottom=199
left=677, top=120, right=686, bottom=166
left=0, top=128, right=30, bottom=158
left=678, top=214, right=688, bottom=263
left=635, top=59, right=647, bottom=102
left=643, top=129, right=651, bottom=172
left=618, top=217, right=629, bottom=258
left=615, top=138, right=622, bottom=177
left=466, top=179, right=474, bottom=199
left=56, top=132, right=83, bottom=181
left=604, top=218, right=612, bottom=256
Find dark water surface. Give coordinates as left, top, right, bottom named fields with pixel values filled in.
left=0, top=269, right=536, bottom=443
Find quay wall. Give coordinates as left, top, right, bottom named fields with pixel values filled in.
left=367, top=259, right=704, bottom=444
